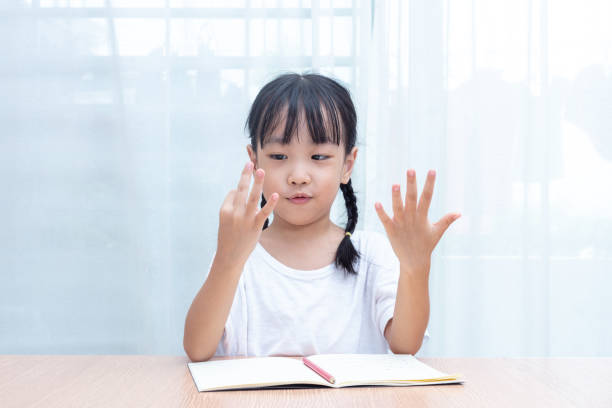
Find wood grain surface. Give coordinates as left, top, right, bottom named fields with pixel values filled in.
left=1, top=355, right=610, bottom=407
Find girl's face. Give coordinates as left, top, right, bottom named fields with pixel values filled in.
left=246, top=113, right=357, bottom=228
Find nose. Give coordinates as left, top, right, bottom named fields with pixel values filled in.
left=287, top=167, right=311, bottom=185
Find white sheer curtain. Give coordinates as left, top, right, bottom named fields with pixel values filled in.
left=363, top=0, right=612, bottom=357
left=0, top=0, right=366, bottom=355
left=1, top=0, right=610, bottom=357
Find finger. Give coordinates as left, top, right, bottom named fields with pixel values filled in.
left=246, top=167, right=265, bottom=215
left=391, top=184, right=404, bottom=222
left=417, top=170, right=436, bottom=217
left=433, top=213, right=461, bottom=244
left=405, top=169, right=417, bottom=216
left=220, top=189, right=237, bottom=215
left=234, top=161, right=254, bottom=209
left=255, top=192, right=279, bottom=226
left=374, top=202, right=393, bottom=230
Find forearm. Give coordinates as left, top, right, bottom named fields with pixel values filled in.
left=386, top=264, right=430, bottom=355
left=183, top=255, right=243, bottom=362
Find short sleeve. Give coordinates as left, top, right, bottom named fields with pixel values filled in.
left=201, top=252, right=247, bottom=357
left=368, top=232, right=401, bottom=339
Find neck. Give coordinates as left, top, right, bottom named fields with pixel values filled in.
left=265, top=211, right=337, bottom=244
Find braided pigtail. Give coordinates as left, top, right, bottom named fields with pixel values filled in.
left=260, top=193, right=270, bottom=230
left=335, top=179, right=361, bottom=276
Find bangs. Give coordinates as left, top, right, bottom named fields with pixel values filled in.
left=259, top=94, right=343, bottom=149
left=246, top=73, right=356, bottom=154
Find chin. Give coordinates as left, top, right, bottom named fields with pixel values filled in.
left=275, top=208, right=321, bottom=226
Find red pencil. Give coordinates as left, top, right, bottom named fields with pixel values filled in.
left=302, top=357, right=336, bottom=384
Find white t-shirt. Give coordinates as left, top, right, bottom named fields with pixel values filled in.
left=205, top=229, right=430, bottom=357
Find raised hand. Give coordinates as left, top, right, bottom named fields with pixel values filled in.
left=216, top=161, right=279, bottom=266
left=374, top=169, right=461, bottom=274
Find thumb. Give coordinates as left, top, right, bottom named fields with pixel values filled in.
left=433, top=213, right=461, bottom=243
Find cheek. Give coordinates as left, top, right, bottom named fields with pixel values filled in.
left=261, top=175, right=281, bottom=198
left=318, top=175, right=342, bottom=197
left=325, top=168, right=343, bottom=184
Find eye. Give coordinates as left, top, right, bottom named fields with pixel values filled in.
left=268, top=154, right=329, bottom=160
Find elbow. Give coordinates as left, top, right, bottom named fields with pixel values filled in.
left=388, top=336, right=423, bottom=355
left=187, top=353, right=214, bottom=363
left=183, top=338, right=215, bottom=363
left=389, top=343, right=421, bottom=355
left=184, top=346, right=214, bottom=363
left=384, top=321, right=424, bottom=355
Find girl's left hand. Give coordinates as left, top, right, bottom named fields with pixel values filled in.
left=374, top=169, right=461, bottom=274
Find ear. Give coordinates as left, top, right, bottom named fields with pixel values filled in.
left=341, top=146, right=358, bottom=184
left=246, top=144, right=257, bottom=168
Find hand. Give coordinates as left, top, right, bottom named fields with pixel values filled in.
left=216, top=161, right=279, bottom=266
left=374, top=169, right=461, bottom=273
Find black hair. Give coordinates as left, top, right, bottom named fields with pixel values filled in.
left=244, top=72, right=361, bottom=276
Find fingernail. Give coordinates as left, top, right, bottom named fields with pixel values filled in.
left=393, top=185, right=400, bottom=192
left=375, top=202, right=381, bottom=209
left=246, top=162, right=253, bottom=170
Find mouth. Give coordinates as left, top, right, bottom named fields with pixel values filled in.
left=287, top=196, right=312, bottom=204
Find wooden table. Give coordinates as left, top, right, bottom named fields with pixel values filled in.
left=1, top=355, right=610, bottom=407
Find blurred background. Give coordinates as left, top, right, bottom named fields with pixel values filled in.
left=1, top=0, right=610, bottom=357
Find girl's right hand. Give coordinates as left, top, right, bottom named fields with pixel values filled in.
left=215, top=161, right=279, bottom=267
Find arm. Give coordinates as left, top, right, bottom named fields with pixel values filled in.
left=184, top=160, right=279, bottom=362
left=384, top=264, right=430, bottom=355
left=374, top=169, right=460, bottom=355
left=183, top=255, right=244, bottom=362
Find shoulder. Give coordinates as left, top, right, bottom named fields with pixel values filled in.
left=352, top=229, right=391, bottom=252
left=352, top=229, right=397, bottom=268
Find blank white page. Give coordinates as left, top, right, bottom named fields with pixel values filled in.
left=307, top=354, right=457, bottom=386
left=188, top=357, right=329, bottom=391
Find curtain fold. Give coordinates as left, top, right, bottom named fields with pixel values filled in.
left=0, top=0, right=610, bottom=356
left=363, top=0, right=612, bottom=356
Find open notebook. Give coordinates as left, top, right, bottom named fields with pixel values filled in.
left=187, top=354, right=464, bottom=391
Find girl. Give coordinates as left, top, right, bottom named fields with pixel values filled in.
left=183, top=72, right=461, bottom=362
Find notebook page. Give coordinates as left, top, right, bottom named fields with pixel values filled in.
left=307, top=354, right=457, bottom=386
left=188, top=357, right=329, bottom=391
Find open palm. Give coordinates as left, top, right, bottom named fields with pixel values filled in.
left=374, top=169, right=461, bottom=272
